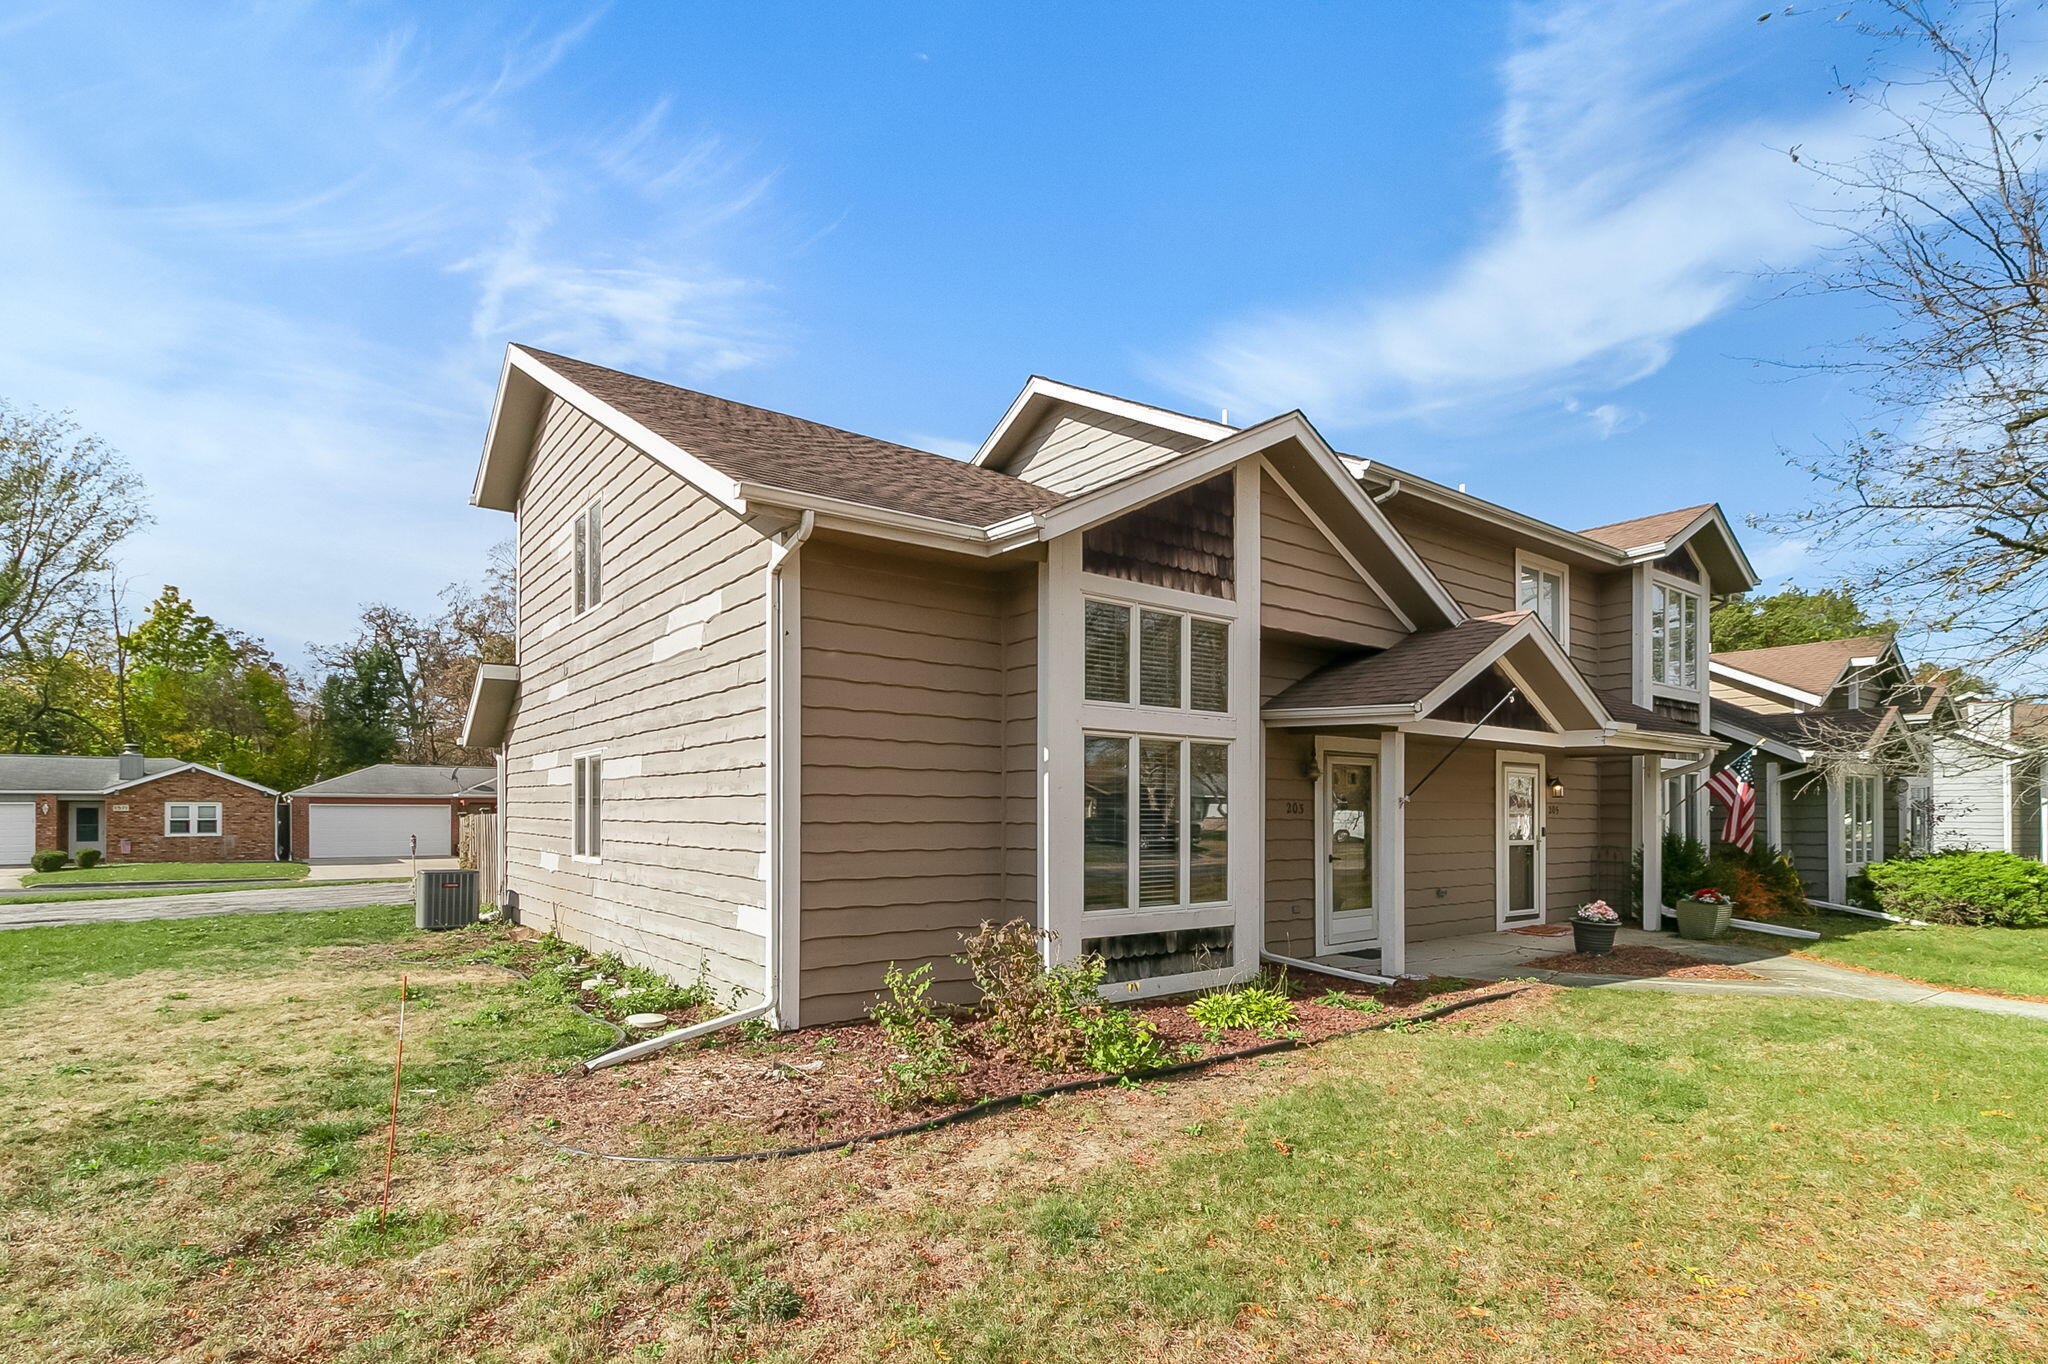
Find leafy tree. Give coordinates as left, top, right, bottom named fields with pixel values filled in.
left=1710, top=587, right=1898, bottom=653
left=0, top=403, right=148, bottom=651
left=315, top=645, right=407, bottom=773
left=1766, top=1, right=2048, bottom=679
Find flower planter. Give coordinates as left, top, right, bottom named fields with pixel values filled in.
left=1674, top=899, right=1733, bottom=941
left=1571, top=920, right=1619, bottom=956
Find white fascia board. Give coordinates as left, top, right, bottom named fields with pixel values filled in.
left=1350, top=460, right=1634, bottom=567
left=1707, top=660, right=1826, bottom=707
left=104, top=763, right=281, bottom=797
left=1616, top=506, right=1761, bottom=593
left=461, top=663, right=521, bottom=750
left=1411, top=615, right=1611, bottom=730
left=971, top=376, right=1233, bottom=468
left=1262, top=704, right=1417, bottom=726
left=472, top=346, right=747, bottom=516
left=735, top=483, right=1040, bottom=557
left=1709, top=716, right=1806, bottom=763
left=1607, top=727, right=1724, bottom=754
left=1397, top=718, right=1619, bottom=749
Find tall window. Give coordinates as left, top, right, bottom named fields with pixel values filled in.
left=1516, top=558, right=1567, bottom=644
left=572, top=753, right=604, bottom=859
left=1651, top=583, right=1700, bottom=688
left=1081, top=599, right=1227, bottom=713
left=1083, top=736, right=1228, bottom=911
left=1843, top=774, right=1878, bottom=868
left=1663, top=773, right=1702, bottom=843
left=573, top=502, right=604, bottom=614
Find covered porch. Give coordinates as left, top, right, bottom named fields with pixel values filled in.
left=1258, top=612, right=1719, bottom=978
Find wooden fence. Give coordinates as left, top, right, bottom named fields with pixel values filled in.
left=458, top=811, right=500, bottom=905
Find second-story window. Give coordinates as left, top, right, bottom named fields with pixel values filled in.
left=573, top=502, right=604, bottom=614
left=1082, top=599, right=1227, bottom=713
left=1651, top=582, right=1699, bottom=689
left=1516, top=555, right=1568, bottom=644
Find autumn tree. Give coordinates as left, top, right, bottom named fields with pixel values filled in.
left=0, top=403, right=149, bottom=651
left=1771, top=0, right=2048, bottom=681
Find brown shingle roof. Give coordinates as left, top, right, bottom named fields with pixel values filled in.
left=1597, top=691, right=1705, bottom=736
left=1575, top=504, right=1715, bottom=549
left=1715, top=698, right=1893, bottom=751
left=518, top=347, right=1067, bottom=528
left=1263, top=617, right=1519, bottom=712
left=1710, top=635, right=1894, bottom=697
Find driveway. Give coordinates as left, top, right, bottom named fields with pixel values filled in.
left=0, top=881, right=414, bottom=931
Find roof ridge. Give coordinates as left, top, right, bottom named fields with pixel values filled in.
left=1574, top=502, right=1716, bottom=538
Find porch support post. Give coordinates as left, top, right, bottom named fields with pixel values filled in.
left=1636, top=755, right=1664, bottom=931
left=1825, top=775, right=1845, bottom=904
left=1378, top=729, right=1407, bottom=975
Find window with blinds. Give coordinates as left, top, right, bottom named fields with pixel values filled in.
left=1082, top=598, right=1226, bottom=714
left=1652, top=583, right=1699, bottom=688
left=1083, top=735, right=1227, bottom=913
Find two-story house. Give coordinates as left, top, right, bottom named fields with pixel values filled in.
left=462, top=346, right=1755, bottom=1025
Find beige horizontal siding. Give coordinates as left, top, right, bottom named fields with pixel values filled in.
left=1259, top=471, right=1405, bottom=648
left=1264, top=728, right=1316, bottom=956
left=1003, top=402, right=1207, bottom=495
left=502, top=397, right=771, bottom=999
left=798, top=538, right=1029, bottom=1023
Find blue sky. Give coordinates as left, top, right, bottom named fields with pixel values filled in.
left=1, top=2, right=1908, bottom=667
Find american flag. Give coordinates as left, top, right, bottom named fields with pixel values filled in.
left=1705, top=747, right=1758, bottom=853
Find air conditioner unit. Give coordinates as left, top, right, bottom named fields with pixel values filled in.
left=415, top=868, right=480, bottom=930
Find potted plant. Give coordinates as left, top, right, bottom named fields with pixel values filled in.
left=1571, top=900, right=1621, bottom=956
left=1674, top=886, right=1736, bottom=940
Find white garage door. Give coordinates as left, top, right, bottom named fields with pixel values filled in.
left=0, top=801, right=33, bottom=865
left=307, top=804, right=452, bottom=859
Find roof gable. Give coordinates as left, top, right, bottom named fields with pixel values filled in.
left=289, top=763, right=499, bottom=798
left=1710, top=635, right=1898, bottom=701
left=1578, top=502, right=1758, bottom=593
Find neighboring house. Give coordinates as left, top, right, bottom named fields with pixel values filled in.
left=0, top=745, right=279, bottom=865
left=286, top=764, right=498, bottom=861
left=461, top=345, right=1756, bottom=1025
left=1705, top=635, right=1932, bottom=903
left=1921, top=697, right=2046, bottom=858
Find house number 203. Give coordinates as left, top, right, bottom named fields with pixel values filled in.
left=1282, top=801, right=1307, bottom=816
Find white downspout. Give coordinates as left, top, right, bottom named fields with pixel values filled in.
left=580, top=509, right=815, bottom=1074
left=763, top=510, right=815, bottom=1029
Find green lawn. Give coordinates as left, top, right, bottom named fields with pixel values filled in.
left=0, top=876, right=400, bottom=907
left=20, top=859, right=310, bottom=886
left=1727, top=910, right=2048, bottom=1000
left=4, top=907, right=2047, bottom=1361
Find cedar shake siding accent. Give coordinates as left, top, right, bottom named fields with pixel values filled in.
left=1002, top=402, right=1208, bottom=496
left=1082, top=472, right=1234, bottom=598
left=798, top=538, right=1027, bottom=1024
left=1259, top=470, right=1405, bottom=649
left=502, top=397, right=772, bottom=1000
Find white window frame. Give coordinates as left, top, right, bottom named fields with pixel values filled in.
left=1843, top=771, right=1880, bottom=870
left=571, top=751, right=604, bottom=862
left=1495, top=751, right=1548, bottom=929
left=1081, top=594, right=1231, bottom=717
left=1514, top=550, right=1571, bottom=648
left=164, top=801, right=223, bottom=837
left=572, top=502, right=605, bottom=616
left=1649, top=576, right=1703, bottom=693
left=1081, top=731, right=1230, bottom=915
left=1663, top=772, right=1706, bottom=844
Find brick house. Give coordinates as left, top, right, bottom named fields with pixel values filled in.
left=0, top=746, right=279, bottom=865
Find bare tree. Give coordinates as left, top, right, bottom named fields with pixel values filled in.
left=1769, top=0, right=2048, bottom=679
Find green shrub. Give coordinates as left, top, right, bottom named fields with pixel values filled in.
left=1186, top=983, right=1298, bottom=1036
left=868, top=962, right=966, bottom=1107
left=957, top=919, right=1101, bottom=1069
left=1858, top=850, right=2048, bottom=927
left=75, top=849, right=103, bottom=869
left=29, top=849, right=66, bottom=873
left=1074, top=1007, right=1166, bottom=1073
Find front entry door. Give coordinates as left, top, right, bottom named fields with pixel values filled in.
left=1320, top=756, right=1378, bottom=951
left=70, top=803, right=104, bottom=856
left=1497, top=761, right=1544, bottom=928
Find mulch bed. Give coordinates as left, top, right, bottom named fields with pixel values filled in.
left=493, top=973, right=1545, bottom=1159
left=1522, top=944, right=1766, bottom=980
left=1509, top=923, right=1573, bottom=937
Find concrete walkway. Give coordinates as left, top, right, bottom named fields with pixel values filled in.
left=1397, top=925, right=2048, bottom=1023
left=0, top=880, right=415, bottom=931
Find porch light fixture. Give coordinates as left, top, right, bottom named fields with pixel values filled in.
left=1547, top=775, right=1565, bottom=799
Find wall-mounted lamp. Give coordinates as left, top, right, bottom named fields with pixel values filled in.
left=1299, top=754, right=1320, bottom=782
left=1547, top=775, right=1566, bottom=799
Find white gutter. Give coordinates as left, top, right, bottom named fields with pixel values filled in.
left=1261, top=950, right=1396, bottom=986
left=763, top=510, right=815, bottom=1029
left=579, top=508, right=816, bottom=1074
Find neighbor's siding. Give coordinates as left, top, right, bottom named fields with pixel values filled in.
left=1932, top=734, right=2013, bottom=851
left=797, top=538, right=1025, bottom=1023
left=1259, top=471, right=1404, bottom=649
left=999, top=402, right=1207, bottom=495
left=104, top=771, right=277, bottom=863
left=502, top=397, right=771, bottom=999
left=1781, top=773, right=1831, bottom=892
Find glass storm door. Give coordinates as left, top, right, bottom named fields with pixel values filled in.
left=1322, top=758, right=1377, bottom=948
left=1499, top=763, right=1544, bottom=927
left=70, top=803, right=104, bottom=854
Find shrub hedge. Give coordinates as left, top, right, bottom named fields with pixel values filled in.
left=1855, top=850, right=2048, bottom=928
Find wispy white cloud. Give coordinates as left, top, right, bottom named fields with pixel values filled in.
left=1161, top=0, right=1857, bottom=428
left=0, top=3, right=785, bottom=665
